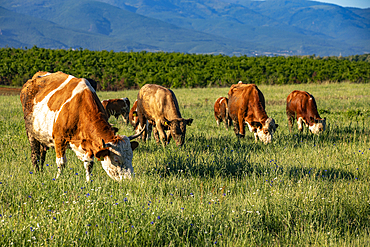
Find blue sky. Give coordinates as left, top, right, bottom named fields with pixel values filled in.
left=314, top=0, right=370, bottom=8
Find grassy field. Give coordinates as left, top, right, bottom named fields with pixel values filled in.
left=0, top=83, right=369, bottom=246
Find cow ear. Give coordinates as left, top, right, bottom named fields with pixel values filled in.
left=130, top=141, right=139, bottom=151
left=185, top=118, right=193, bottom=126
left=95, top=148, right=110, bottom=161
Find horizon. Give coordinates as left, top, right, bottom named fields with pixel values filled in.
left=312, top=0, right=370, bottom=8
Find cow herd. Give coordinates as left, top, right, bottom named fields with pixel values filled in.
left=20, top=72, right=326, bottom=182
left=214, top=83, right=326, bottom=144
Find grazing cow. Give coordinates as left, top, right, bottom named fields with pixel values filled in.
left=286, top=90, right=326, bottom=134
left=214, top=97, right=231, bottom=129
left=20, top=71, right=143, bottom=182
left=137, top=84, right=193, bottom=146
left=228, top=83, right=278, bottom=144
left=101, top=98, right=130, bottom=124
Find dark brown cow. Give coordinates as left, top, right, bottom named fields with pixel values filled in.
left=228, top=83, right=278, bottom=144
left=214, top=96, right=231, bottom=129
left=20, top=71, right=143, bottom=182
left=286, top=90, right=326, bottom=134
left=101, top=98, right=130, bottom=124
left=137, top=84, right=193, bottom=146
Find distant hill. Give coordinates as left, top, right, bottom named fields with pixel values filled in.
left=0, top=6, right=157, bottom=51
left=0, top=0, right=369, bottom=56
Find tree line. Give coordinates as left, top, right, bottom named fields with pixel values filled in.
left=1, top=46, right=369, bottom=90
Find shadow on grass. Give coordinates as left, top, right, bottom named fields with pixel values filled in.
left=286, top=166, right=357, bottom=181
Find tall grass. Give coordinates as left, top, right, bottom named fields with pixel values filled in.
left=0, top=83, right=369, bottom=246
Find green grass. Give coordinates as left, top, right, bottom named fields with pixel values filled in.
left=0, top=83, right=369, bottom=246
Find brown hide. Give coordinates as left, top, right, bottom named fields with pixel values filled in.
left=137, top=84, right=193, bottom=146
left=129, top=99, right=139, bottom=128
left=214, top=97, right=231, bottom=129
left=101, top=98, right=130, bottom=124
left=286, top=90, right=326, bottom=134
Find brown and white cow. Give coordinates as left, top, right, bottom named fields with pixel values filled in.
left=286, top=90, right=326, bottom=134
left=20, top=71, right=143, bottom=182
left=214, top=96, right=231, bottom=129
left=228, top=83, right=278, bottom=144
left=101, top=98, right=130, bottom=124
left=137, top=84, right=193, bottom=146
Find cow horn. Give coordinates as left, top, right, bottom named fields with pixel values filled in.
left=128, top=123, right=146, bottom=140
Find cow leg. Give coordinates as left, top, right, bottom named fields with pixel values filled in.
left=147, top=121, right=152, bottom=140
left=39, top=144, right=49, bottom=172
left=286, top=111, right=295, bottom=133
left=233, top=120, right=239, bottom=136
left=155, top=122, right=168, bottom=146
left=84, top=161, right=94, bottom=182
left=121, top=114, right=129, bottom=125
left=55, top=154, right=67, bottom=179
left=297, top=117, right=304, bottom=132
left=27, top=133, right=42, bottom=172
left=152, top=127, right=161, bottom=144
left=227, top=117, right=232, bottom=129
left=223, top=117, right=228, bottom=129
left=238, top=117, right=245, bottom=138
left=166, top=130, right=172, bottom=144
left=254, top=132, right=258, bottom=142
left=55, top=140, right=67, bottom=179
left=138, top=114, right=148, bottom=142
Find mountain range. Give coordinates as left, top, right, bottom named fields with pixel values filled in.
left=0, top=0, right=369, bottom=56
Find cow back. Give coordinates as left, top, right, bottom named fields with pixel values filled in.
left=287, top=90, right=321, bottom=119
left=227, top=84, right=267, bottom=123
left=138, top=84, right=182, bottom=121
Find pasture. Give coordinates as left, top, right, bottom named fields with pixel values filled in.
left=0, top=83, right=369, bottom=246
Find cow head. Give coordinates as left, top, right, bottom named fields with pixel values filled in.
left=165, top=118, right=193, bottom=146
left=256, top=118, right=278, bottom=144
left=309, top=117, right=326, bottom=135
left=95, top=131, right=143, bottom=181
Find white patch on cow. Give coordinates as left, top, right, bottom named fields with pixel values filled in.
left=297, top=117, right=308, bottom=131
left=256, top=128, right=272, bottom=144
left=216, top=119, right=220, bottom=126
left=39, top=72, right=51, bottom=78
left=32, top=76, right=92, bottom=146
left=69, top=144, right=93, bottom=162
left=256, top=118, right=276, bottom=144
left=32, top=75, right=75, bottom=145
left=309, top=120, right=326, bottom=135
left=219, top=98, right=225, bottom=104
left=238, top=81, right=243, bottom=84
left=246, top=122, right=254, bottom=133
left=309, top=98, right=312, bottom=100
